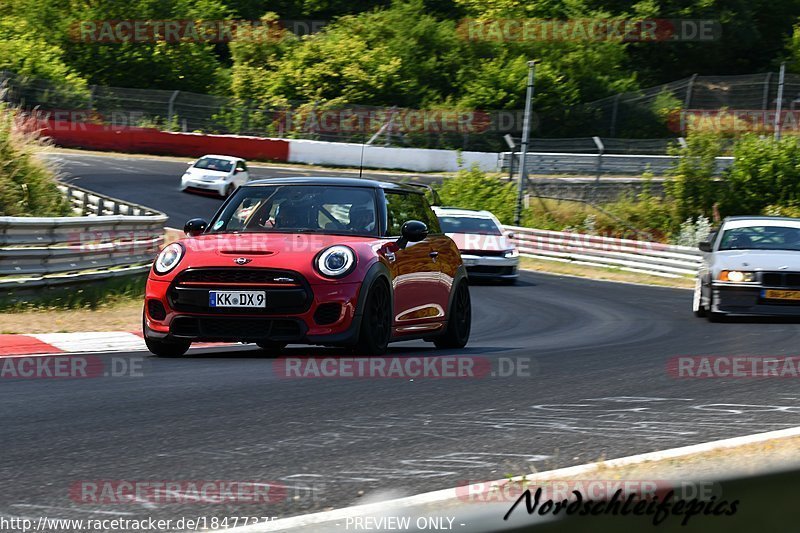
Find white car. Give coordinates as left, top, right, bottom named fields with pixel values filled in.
left=694, top=216, right=800, bottom=320
left=180, top=155, right=250, bottom=197
left=432, top=206, right=519, bottom=283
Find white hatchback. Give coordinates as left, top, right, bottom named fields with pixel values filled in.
left=180, top=155, right=250, bottom=197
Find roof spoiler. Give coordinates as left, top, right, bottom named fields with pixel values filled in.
left=403, top=182, right=441, bottom=206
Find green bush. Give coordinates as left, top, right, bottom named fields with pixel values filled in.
left=435, top=165, right=519, bottom=224
left=0, top=104, right=71, bottom=216
left=722, top=134, right=800, bottom=216
left=664, top=132, right=725, bottom=221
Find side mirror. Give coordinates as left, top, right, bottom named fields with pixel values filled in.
left=698, top=241, right=712, bottom=252
left=187, top=160, right=195, bottom=166
left=235, top=168, right=244, bottom=174
left=397, top=220, right=428, bottom=249
left=184, top=218, right=208, bottom=237
left=505, top=231, right=516, bottom=239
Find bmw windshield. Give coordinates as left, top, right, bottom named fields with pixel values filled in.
left=719, top=224, right=800, bottom=251
left=208, top=185, right=380, bottom=236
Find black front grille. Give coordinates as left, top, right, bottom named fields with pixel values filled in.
left=762, top=272, right=800, bottom=287
left=314, top=303, right=342, bottom=325
left=147, top=299, right=167, bottom=320
left=171, top=316, right=305, bottom=341
left=467, top=265, right=514, bottom=275
left=176, top=268, right=300, bottom=285
left=169, top=268, right=311, bottom=314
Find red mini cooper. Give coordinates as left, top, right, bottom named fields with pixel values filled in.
left=143, top=177, right=471, bottom=356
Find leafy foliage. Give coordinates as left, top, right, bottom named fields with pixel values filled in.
left=435, top=165, right=519, bottom=224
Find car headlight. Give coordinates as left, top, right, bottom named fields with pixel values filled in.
left=504, top=248, right=519, bottom=258
left=719, top=270, right=756, bottom=282
left=315, top=245, right=356, bottom=278
left=153, top=243, right=184, bottom=275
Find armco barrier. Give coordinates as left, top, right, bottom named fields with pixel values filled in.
left=504, top=225, right=702, bottom=278
left=287, top=138, right=500, bottom=172
left=37, top=120, right=290, bottom=161
left=501, top=151, right=734, bottom=176
left=0, top=184, right=167, bottom=296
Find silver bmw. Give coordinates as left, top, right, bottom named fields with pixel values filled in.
left=694, top=216, right=800, bottom=320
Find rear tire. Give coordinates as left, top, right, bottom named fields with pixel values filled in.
left=434, top=280, right=471, bottom=349
left=353, top=280, right=391, bottom=355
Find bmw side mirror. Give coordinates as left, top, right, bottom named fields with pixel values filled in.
left=184, top=218, right=208, bottom=237
left=505, top=231, right=516, bottom=239
left=698, top=241, right=712, bottom=252
left=397, top=220, right=428, bottom=249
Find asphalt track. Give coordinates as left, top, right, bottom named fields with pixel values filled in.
left=2, top=152, right=800, bottom=526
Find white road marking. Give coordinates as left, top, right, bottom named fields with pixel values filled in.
left=32, top=332, right=146, bottom=353
left=221, top=424, right=800, bottom=532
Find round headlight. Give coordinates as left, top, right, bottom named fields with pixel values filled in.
left=316, top=246, right=356, bottom=278
left=154, top=243, right=184, bottom=275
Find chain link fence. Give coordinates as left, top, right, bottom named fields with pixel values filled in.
left=3, top=69, right=798, bottom=152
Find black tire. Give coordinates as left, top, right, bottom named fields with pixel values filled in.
left=353, top=280, right=392, bottom=355
left=145, top=336, right=191, bottom=357
left=257, top=341, right=286, bottom=356
left=143, top=315, right=190, bottom=357
left=434, top=280, right=471, bottom=349
left=223, top=184, right=234, bottom=198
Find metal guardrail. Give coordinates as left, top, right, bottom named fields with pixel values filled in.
left=500, top=152, right=734, bottom=176
left=0, top=184, right=167, bottom=293
left=504, top=225, right=702, bottom=278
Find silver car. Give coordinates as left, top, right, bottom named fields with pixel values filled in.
left=432, top=207, right=519, bottom=284
left=694, top=216, right=800, bottom=320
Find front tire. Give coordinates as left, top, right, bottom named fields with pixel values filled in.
left=434, top=280, right=471, bottom=349
left=353, top=280, right=391, bottom=355
left=143, top=315, right=190, bottom=357
left=257, top=341, right=286, bottom=356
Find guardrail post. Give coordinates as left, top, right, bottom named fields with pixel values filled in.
left=592, top=136, right=604, bottom=184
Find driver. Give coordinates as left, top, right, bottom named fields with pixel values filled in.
left=275, top=201, right=308, bottom=229
left=348, top=204, right=375, bottom=233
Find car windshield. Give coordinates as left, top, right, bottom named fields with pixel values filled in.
left=719, top=225, right=800, bottom=251
left=193, top=157, right=233, bottom=172
left=438, top=215, right=502, bottom=236
left=208, top=185, right=379, bottom=236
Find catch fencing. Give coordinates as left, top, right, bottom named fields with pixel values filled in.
left=504, top=225, right=702, bottom=278
left=0, top=184, right=166, bottom=296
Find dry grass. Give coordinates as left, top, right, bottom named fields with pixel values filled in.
left=1, top=300, right=142, bottom=334
left=519, top=257, right=694, bottom=289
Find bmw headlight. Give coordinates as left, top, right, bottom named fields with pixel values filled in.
left=154, top=243, right=184, bottom=275
left=316, top=245, right=356, bottom=278
left=719, top=270, right=756, bottom=282
left=504, top=248, right=519, bottom=258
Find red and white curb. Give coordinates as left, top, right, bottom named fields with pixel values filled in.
left=0, top=332, right=231, bottom=356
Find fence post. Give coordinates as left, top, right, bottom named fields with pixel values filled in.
left=775, top=62, right=786, bottom=140
left=592, top=136, right=604, bottom=184
left=684, top=73, right=698, bottom=109
left=167, top=90, right=180, bottom=129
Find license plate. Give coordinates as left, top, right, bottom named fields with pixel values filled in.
left=762, top=289, right=800, bottom=301
left=209, top=291, right=266, bottom=308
